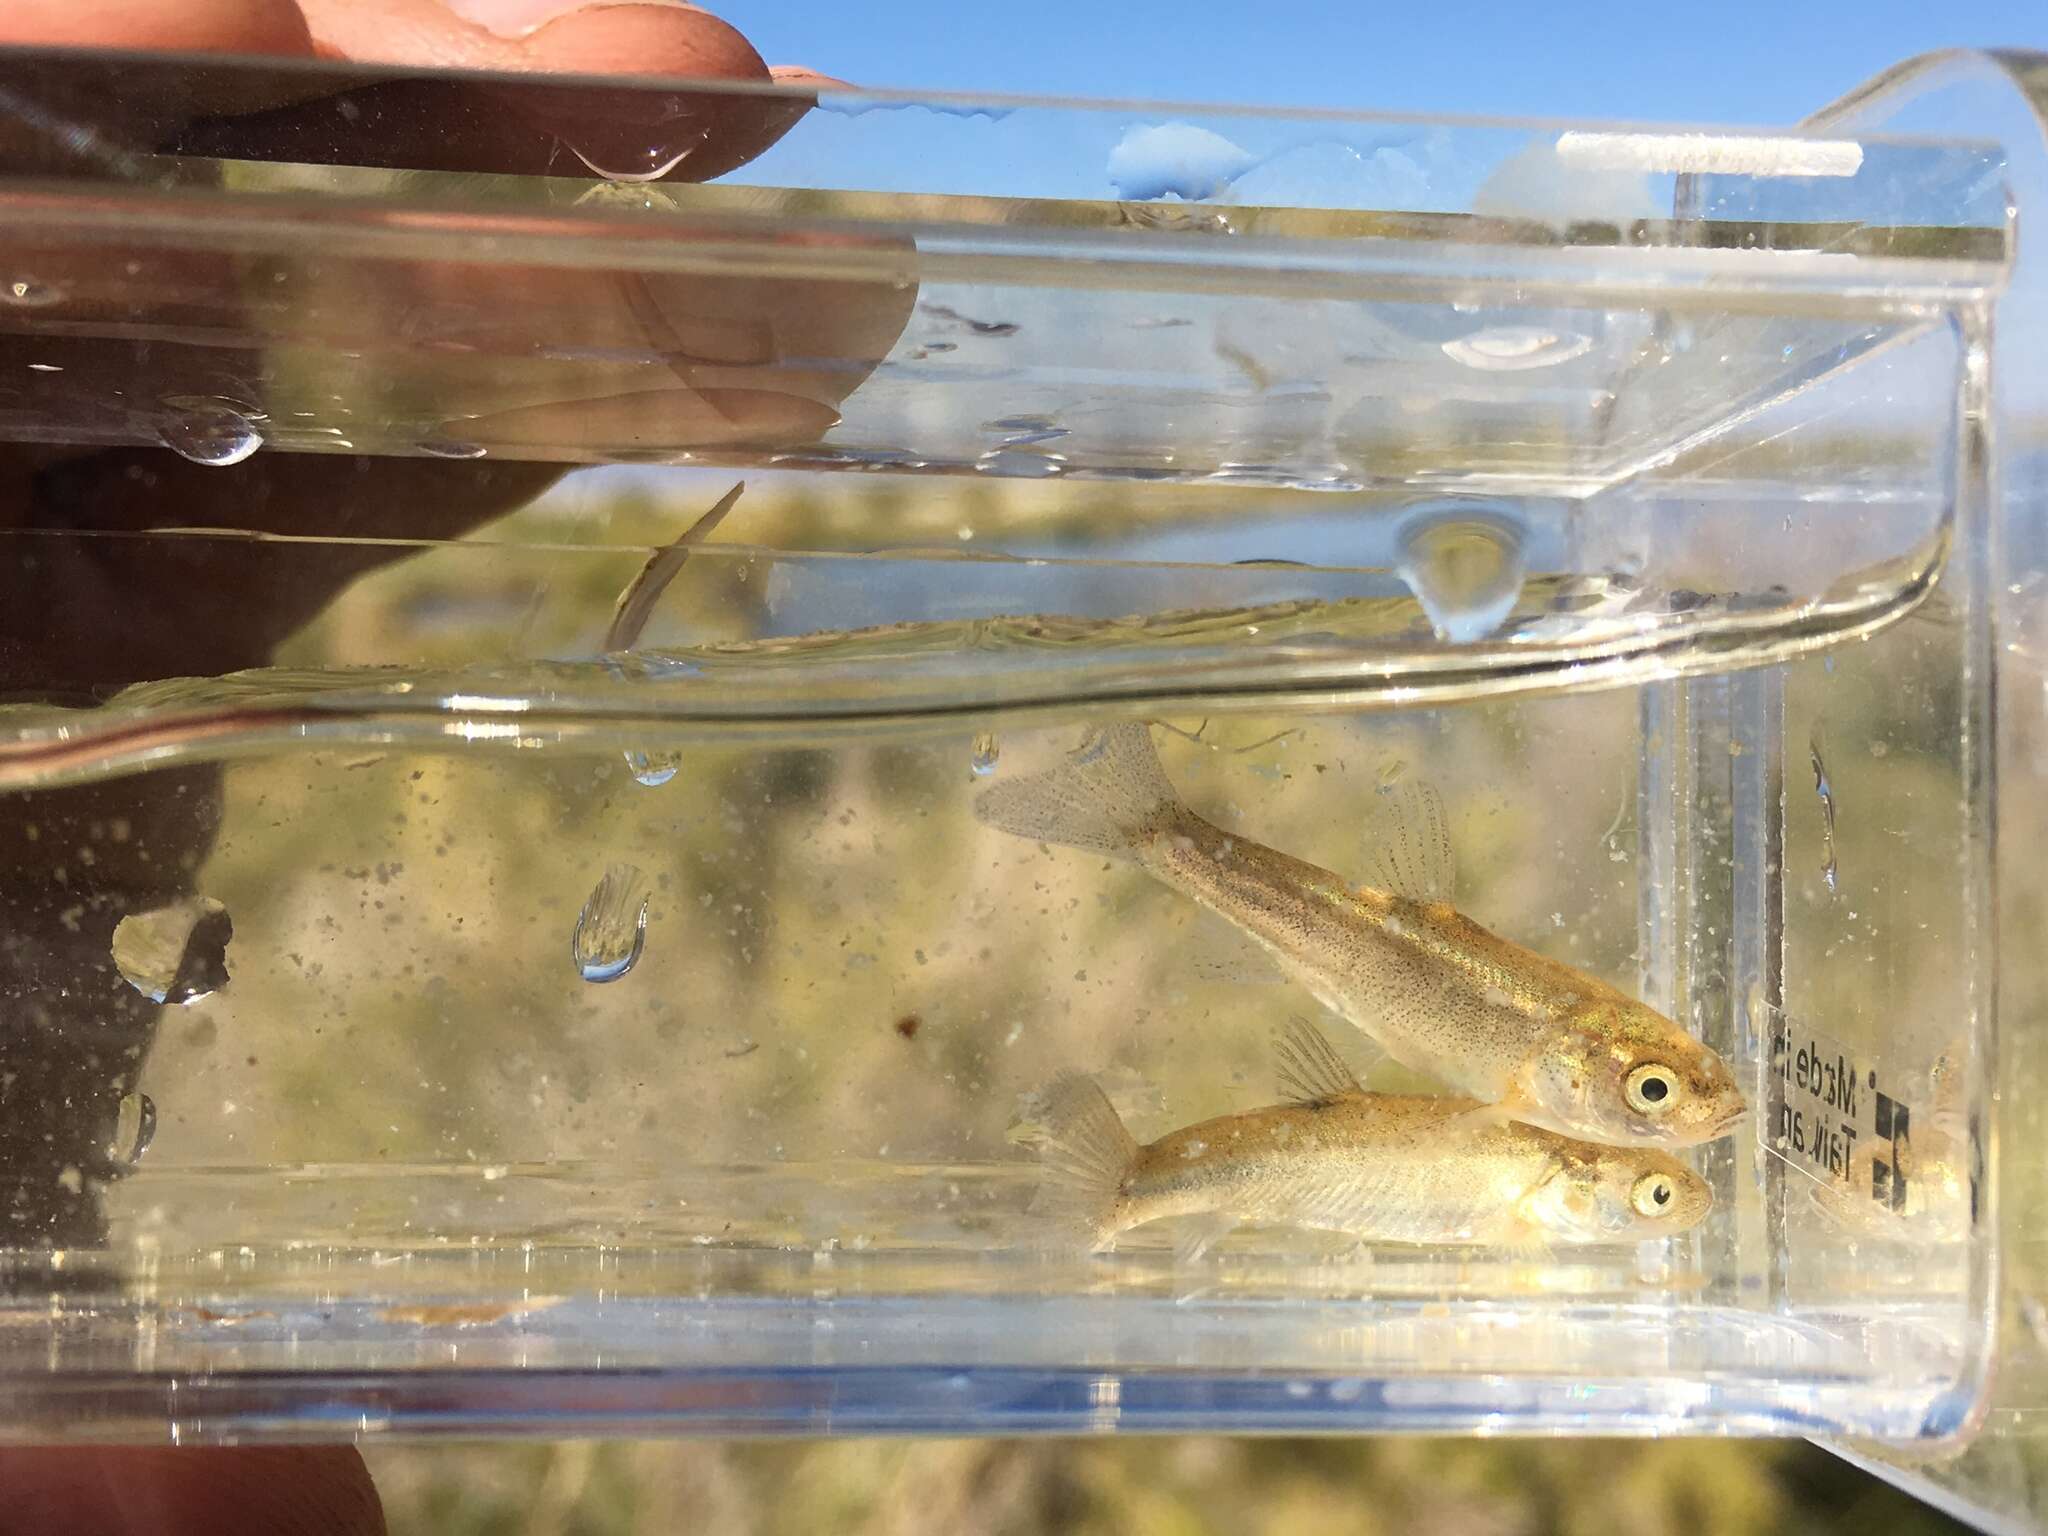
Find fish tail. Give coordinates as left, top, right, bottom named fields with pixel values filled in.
left=1027, top=1073, right=1140, bottom=1248
left=971, top=721, right=1184, bottom=860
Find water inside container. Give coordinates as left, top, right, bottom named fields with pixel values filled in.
left=0, top=48, right=2013, bottom=1443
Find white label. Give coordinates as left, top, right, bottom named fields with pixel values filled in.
left=1761, top=1008, right=1918, bottom=1214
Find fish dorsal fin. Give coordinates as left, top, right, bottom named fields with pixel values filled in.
left=1275, top=1015, right=1363, bottom=1107
left=1363, top=779, right=1456, bottom=904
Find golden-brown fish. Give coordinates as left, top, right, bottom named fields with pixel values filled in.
left=975, top=722, right=1746, bottom=1147
left=1811, top=1042, right=1969, bottom=1238
left=1027, top=1017, right=1712, bottom=1254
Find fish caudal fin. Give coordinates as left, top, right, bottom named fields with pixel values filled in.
left=1025, top=1073, right=1140, bottom=1249
left=971, top=721, right=1183, bottom=860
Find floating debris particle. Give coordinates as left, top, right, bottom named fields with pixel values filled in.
left=111, top=897, right=233, bottom=1005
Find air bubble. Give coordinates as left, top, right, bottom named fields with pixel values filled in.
left=970, top=732, right=1001, bottom=776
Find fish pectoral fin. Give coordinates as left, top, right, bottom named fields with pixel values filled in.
left=1173, top=1213, right=1239, bottom=1266
left=1497, top=1222, right=1556, bottom=1263
left=1362, top=778, right=1457, bottom=904
left=1435, top=1099, right=1521, bottom=1136
left=1274, top=1014, right=1366, bottom=1107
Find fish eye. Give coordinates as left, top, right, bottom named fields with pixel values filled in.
left=1625, top=1063, right=1678, bottom=1116
left=1631, top=1173, right=1676, bottom=1217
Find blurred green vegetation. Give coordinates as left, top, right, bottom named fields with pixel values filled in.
left=360, top=1437, right=1974, bottom=1536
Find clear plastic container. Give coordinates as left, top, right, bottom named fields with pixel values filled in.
left=0, top=41, right=2036, bottom=1476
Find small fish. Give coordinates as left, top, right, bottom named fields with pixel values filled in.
left=1812, top=1041, right=1969, bottom=1238
left=603, top=481, right=745, bottom=653
left=974, top=722, right=1746, bottom=1147
left=1025, top=1017, right=1712, bottom=1256
left=1814, top=1125, right=1968, bottom=1239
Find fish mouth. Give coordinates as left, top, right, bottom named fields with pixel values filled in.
left=1708, top=1104, right=1751, bottom=1138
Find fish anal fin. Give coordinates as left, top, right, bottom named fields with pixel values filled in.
left=1173, top=1213, right=1238, bottom=1265
left=1274, top=1014, right=1365, bottom=1107
left=1287, top=1172, right=1390, bottom=1235
left=1363, top=779, right=1457, bottom=904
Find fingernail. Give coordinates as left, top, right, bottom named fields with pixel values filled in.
left=437, top=0, right=696, bottom=42
left=768, top=66, right=850, bottom=92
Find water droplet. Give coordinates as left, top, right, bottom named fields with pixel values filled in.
left=573, top=862, right=649, bottom=983
left=2023, top=1295, right=2048, bottom=1351
left=970, top=732, right=1001, bottom=776
left=108, top=1091, right=157, bottom=1167
left=1396, top=511, right=1528, bottom=644
left=975, top=447, right=1065, bottom=479
left=1442, top=325, right=1593, bottom=371
left=159, top=397, right=265, bottom=467
left=111, top=896, right=233, bottom=1005
left=564, top=126, right=711, bottom=184
left=979, top=416, right=1069, bottom=447
left=418, top=439, right=488, bottom=460
left=1106, top=122, right=1256, bottom=200
left=919, top=303, right=1019, bottom=338
left=624, top=748, right=681, bottom=787
left=2, top=277, right=64, bottom=309
left=1810, top=734, right=1839, bottom=896
left=1117, top=203, right=1237, bottom=235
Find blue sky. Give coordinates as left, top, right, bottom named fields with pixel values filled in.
left=717, top=1, right=2037, bottom=126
